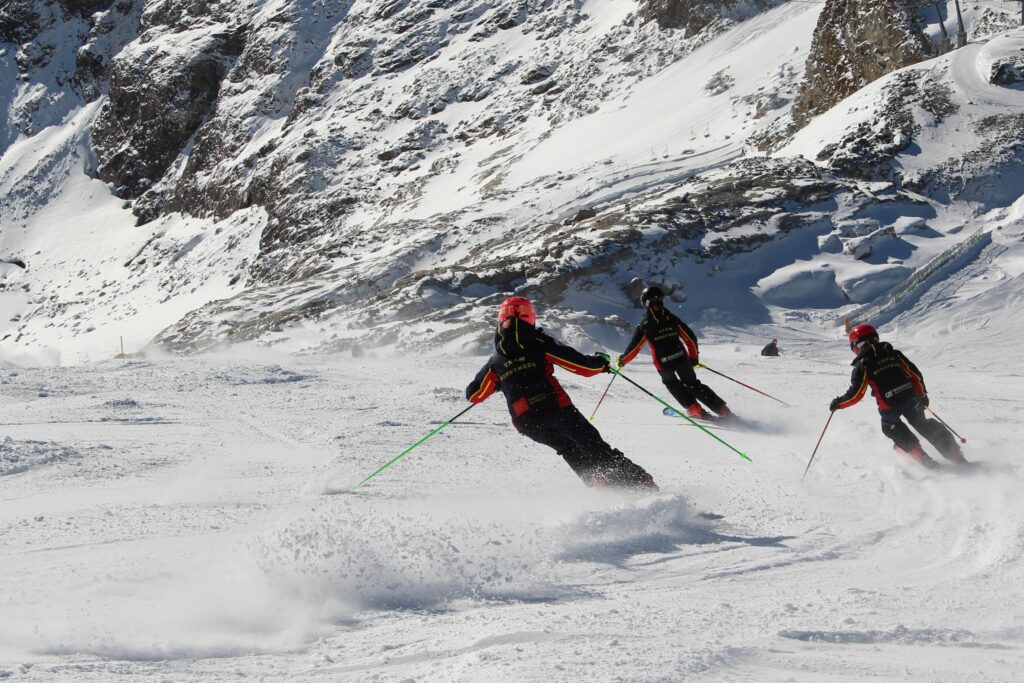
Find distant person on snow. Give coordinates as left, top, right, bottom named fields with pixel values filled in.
left=829, top=324, right=968, bottom=467
left=617, top=286, right=734, bottom=421
left=761, top=338, right=780, bottom=357
left=466, top=297, right=658, bottom=490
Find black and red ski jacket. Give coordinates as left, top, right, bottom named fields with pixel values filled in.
left=834, top=341, right=927, bottom=411
left=465, top=319, right=608, bottom=425
left=618, top=304, right=699, bottom=371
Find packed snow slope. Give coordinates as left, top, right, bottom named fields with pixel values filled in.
left=0, top=1, right=1022, bottom=363
left=1, top=266, right=1024, bottom=680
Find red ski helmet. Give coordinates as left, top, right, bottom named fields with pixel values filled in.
left=497, top=296, right=536, bottom=326
left=848, top=323, right=878, bottom=352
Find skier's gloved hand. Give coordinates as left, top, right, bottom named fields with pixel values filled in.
left=594, top=352, right=612, bottom=372
left=922, top=395, right=930, bottom=408
left=829, top=397, right=841, bottom=412
left=690, top=357, right=700, bottom=367
left=617, top=355, right=626, bottom=368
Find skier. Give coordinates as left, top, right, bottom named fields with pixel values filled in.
left=761, top=338, right=779, bottom=357
left=466, top=296, right=658, bottom=490
left=617, top=286, right=734, bottom=421
left=829, top=324, right=968, bottom=467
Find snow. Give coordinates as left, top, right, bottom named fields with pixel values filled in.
left=2, top=275, right=1024, bottom=679
left=1, top=6, right=1024, bottom=677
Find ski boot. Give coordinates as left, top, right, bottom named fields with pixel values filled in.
left=686, top=403, right=709, bottom=419
left=894, top=444, right=940, bottom=469
left=716, top=405, right=737, bottom=424
left=944, top=448, right=969, bottom=465
left=639, top=472, right=659, bottom=492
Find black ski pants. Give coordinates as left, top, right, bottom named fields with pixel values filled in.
left=659, top=361, right=726, bottom=414
left=515, top=405, right=654, bottom=488
left=880, top=396, right=961, bottom=460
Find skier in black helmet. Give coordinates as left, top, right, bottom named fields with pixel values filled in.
left=618, top=286, right=734, bottom=421
left=466, top=296, right=658, bottom=490
left=829, top=323, right=968, bottom=467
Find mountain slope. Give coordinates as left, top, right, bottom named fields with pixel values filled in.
left=0, top=1, right=1021, bottom=363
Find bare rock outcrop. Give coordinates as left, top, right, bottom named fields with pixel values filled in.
left=91, top=10, right=244, bottom=199
left=639, top=0, right=783, bottom=34
left=0, top=0, right=141, bottom=146
left=792, top=0, right=932, bottom=129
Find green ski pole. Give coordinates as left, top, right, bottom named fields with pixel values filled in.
left=589, top=373, right=617, bottom=421
left=352, top=403, right=475, bottom=491
left=611, top=367, right=751, bottom=462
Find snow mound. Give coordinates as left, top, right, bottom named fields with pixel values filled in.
left=0, top=437, right=80, bottom=475
left=556, top=495, right=713, bottom=564
left=757, top=267, right=848, bottom=309
left=257, top=492, right=710, bottom=613
left=778, top=625, right=1006, bottom=648
left=214, top=364, right=314, bottom=385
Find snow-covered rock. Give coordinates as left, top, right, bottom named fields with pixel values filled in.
left=0, top=1, right=1022, bottom=362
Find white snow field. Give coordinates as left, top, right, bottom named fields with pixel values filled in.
left=2, top=230, right=1024, bottom=682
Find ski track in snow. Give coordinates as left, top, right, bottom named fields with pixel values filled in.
left=0, top=342, right=1022, bottom=681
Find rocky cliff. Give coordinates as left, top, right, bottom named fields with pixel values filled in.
left=792, top=0, right=933, bottom=129
left=0, top=0, right=140, bottom=146
left=85, top=0, right=791, bottom=289
left=1, top=0, right=1022, bottom=361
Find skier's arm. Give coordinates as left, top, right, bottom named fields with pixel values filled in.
left=896, top=351, right=927, bottom=396
left=675, top=316, right=699, bottom=362
left=832, top=363, right=868, bottom=410
left=466, top=361, right=499, bottom=403
left=618, top=324, right=647, bottom=367
left=540, top=334, right=608, bottom=377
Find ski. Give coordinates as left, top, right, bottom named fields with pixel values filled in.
left=892, top=446, right=942, bottom=470
left=890, top=447, right=1013, bottom=475
left=662, top=406, right=732, bottom=430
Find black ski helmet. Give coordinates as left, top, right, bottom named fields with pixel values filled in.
left=640, top=286, right=664, bottom=307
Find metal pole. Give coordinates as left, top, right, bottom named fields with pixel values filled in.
left=696, top=364, right=790, bottom=407
left=589, top=374, right=617, bottom=421
left=933, top=2, right=949, bottom=53
left=927, top=407, right=967, bottom=444
left=802, top=411, right=835, bottom=481
left=953, top=0, right=967, bottom=48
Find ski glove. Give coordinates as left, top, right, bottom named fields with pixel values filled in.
left=594, top=352, right=612, bottom=372
left=829, top=397, right=841, bottom=412
left=922, top=395, right=929, bottom=408
left=690, top=357, right=700, bottom=367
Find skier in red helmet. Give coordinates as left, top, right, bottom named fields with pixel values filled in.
left=466, top=296, right=658, bottom=490
left=618, top=286, right=734, bottom=421
left=829, top=323, right=968, bottom=467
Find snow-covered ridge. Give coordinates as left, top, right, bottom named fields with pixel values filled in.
left=0, top=1, right=1021, bottom=363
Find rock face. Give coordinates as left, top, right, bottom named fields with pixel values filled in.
left=91, top=10, right=243, bottom=198
left=0, top=0, right=141, bottom=146
left=4, top=0, right=1023, bottom=357
left=154, top=156, right=845, bottom=353
left=82, top=0, right=772, bottom=288
left=815, top=70, right=958, bottom=179
left=792, top=0, right=932, bottom=129
left=639, top=0, right=783, bottom=34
